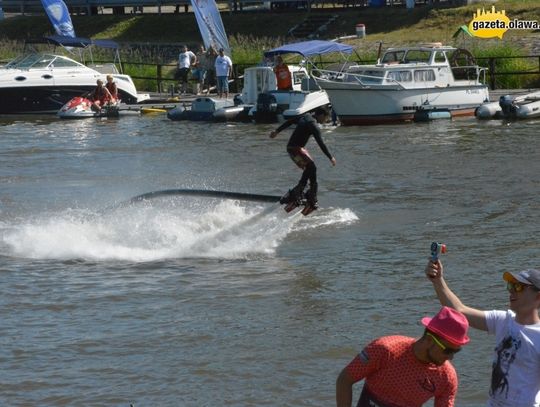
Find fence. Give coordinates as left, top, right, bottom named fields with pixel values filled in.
left=1, top=0, right=465, bottom=15
left=122, top=54, right=540, bottom=93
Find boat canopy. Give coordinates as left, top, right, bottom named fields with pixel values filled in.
left=264, top=40, right=353, bottom=58
left=45, top=35, right=120, bottom=49
left=26, top=35, right=120, bottom=49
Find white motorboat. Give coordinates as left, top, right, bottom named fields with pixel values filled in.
left=214, top=40, right=354, bottom=123
left=0, top=35, right=141, bottom=114
left=315, top=43, right=490, bottom=125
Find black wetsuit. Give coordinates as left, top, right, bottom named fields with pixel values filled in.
left=275, top=114, right=333, bottom=203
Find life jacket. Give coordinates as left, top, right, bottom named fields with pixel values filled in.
left=93, top=86, right=111, bottom=104
left=274, top=64, right=292, bottom=90
left=106, top=82, right=118, bottom=100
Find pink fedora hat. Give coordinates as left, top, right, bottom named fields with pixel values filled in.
left=421, top=306, right=470, bottom=347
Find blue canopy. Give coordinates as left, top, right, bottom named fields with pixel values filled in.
left=43, top=35, right=119, bottom=49
left=264, top=40, right=353, bottom=58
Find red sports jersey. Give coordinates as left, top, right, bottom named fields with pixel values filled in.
left=346, top=335, right=458, bottom=407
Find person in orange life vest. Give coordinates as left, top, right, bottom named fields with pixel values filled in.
left=336, top=306, right=470, bottom=407
left=274, top=55, right=292, bottom=90
left=90, top=79, right=113, bottom=111
left=105, top=75, right=118, bottom=101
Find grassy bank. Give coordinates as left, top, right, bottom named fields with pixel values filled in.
left=0, top=0, right=538, bottom=89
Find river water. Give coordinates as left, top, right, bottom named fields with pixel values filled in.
left=0, top=114, right=539, bottom=406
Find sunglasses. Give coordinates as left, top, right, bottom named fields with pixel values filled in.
left=426, top=332, right=461, bottom=355
left=506, top=281, right=535, bottom=293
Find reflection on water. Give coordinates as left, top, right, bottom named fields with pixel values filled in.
left=0, top=114, right=539, bottom=406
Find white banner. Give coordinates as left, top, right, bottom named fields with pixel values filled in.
left=190, top=0, right=230, bottom=54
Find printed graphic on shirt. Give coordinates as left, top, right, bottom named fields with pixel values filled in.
left=359, top=349, right=370, bottom=364
left=490, top=335, right=522, bottom=398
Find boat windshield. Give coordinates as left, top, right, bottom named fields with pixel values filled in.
left=5, top=53, right=83, bottom=69
left=402, top=50, right=431, bottom=64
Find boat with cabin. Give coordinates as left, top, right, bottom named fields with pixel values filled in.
left=212, top=40, right=354, bottom=123
left=314, top=43, right=489, bottom=125
left=0, top=35, right=146, bottom=115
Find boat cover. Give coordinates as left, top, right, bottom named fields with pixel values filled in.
left=43, top=35, right=119, bottom=49
left=264, top=40, right=353, bottom=58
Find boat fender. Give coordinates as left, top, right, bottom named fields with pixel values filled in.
left=233, top=94, right=244, bottom=106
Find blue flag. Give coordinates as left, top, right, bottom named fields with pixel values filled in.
left=40, top=0, right=75, bottom=37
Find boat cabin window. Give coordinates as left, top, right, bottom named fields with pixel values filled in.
left=386, top=70, right=412, bottom=82
left=414, top=69, right=436, bottom=82
left=434, top=51, right=447, bottom=63
left=381, top=51, right=405, bottom=64
left=402, top=50, right=431, bottom=64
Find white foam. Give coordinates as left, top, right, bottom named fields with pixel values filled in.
left=1, top=200, right=357, bottom=262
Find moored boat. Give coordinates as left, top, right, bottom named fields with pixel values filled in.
left=0, top=35, right=144, bottom=115
left=475, top=90, right=540, bottom=120
left=315, top=43, right=489, bottom=125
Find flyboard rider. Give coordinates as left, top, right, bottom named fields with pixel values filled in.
left=269, top=107, right=336, bottom=210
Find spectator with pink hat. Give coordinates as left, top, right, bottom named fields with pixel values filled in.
left=336, top=306, right=469, bottom=407
left=426, top=261, right=540, bottom=407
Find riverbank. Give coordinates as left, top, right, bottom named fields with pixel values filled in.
left=1, top=1, right=539, bottom=52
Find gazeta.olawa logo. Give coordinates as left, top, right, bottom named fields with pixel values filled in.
left=468, top=6, right=539, bottom=39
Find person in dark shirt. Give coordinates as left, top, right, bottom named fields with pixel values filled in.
left=269, top=107, right=336, bottom=208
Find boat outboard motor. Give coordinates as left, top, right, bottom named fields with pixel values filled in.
left=255, top=92, right=278, bottom=123
left=233, top=94, right=244, bottom=106
left=499, top=95, right=517, bottom=119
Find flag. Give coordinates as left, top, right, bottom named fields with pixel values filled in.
left=40, top=0, right=76, bottom=37
left=190, top=0, right=229, bottom=54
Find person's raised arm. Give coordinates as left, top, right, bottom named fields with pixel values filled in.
left=425, top=259, right=488, bottom=331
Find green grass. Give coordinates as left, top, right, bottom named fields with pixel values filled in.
left=1, top=1, right=538, bottom=89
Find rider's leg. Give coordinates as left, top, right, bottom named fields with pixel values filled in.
left=304, top=162, right=318, bottom=206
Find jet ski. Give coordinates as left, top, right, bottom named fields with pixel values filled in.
left=57, top=96, right=120, bottom=119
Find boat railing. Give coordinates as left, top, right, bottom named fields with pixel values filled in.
left=315, top=68, right=406, bottom=90
left=451, top=64, right=487, bottom=84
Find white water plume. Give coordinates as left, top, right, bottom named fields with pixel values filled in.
left=1, top=198, right=357, bottom=262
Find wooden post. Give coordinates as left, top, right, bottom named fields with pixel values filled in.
left=157, top=64, right=163, bottom=93
left=488, top=57, right=496, bottom=90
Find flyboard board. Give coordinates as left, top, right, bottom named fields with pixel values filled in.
left=127, top=189, right=317, bottom=215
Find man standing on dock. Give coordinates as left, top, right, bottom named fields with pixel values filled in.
left=214, top=48, right=233, bottom=99
left=176, top=45, right=196, bottom=95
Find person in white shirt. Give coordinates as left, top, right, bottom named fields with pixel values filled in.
left=426, top=262, right=540, bottom=407
left=176, top=45, right=196, bottom=95
left=214, top=48, right=233, bottom=99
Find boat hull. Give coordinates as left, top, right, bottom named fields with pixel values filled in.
left=0, top=85, right=137, bottom=114
left=318, top=81, right=489, bottom=125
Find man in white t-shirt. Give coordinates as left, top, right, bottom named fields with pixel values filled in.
left=214, top=48, right=232, bottom=99
left=426, top=262, right=540, bottom=407
left=176, top=45, right=196, bottom=95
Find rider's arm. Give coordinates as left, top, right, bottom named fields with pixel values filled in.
left=269, top=117, right=296, bottom=138
left=426, top=260, right=488, bottom=331
left=311, top=123, right=334, bottom=161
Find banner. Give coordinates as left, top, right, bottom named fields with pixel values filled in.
left=40, top=0, right=76, bottom=37
left=190, top=0, right=230, bottom=54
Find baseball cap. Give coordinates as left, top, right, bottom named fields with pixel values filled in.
left=421, top=306, right=470, bottom=346
left=503, top=269, right=540, bottom=290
